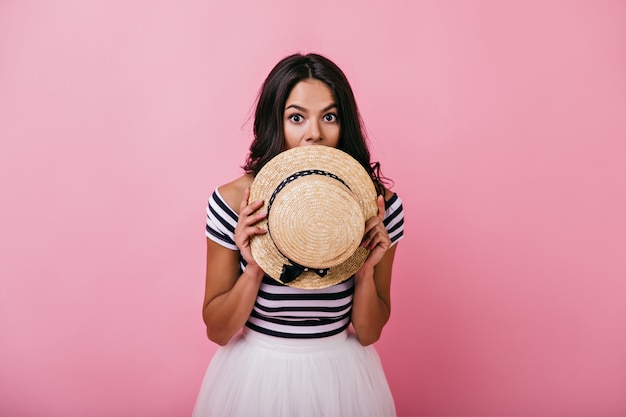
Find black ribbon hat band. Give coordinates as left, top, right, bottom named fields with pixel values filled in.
left=280, top=263, right=329, bottom=284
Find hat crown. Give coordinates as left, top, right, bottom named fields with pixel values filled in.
left=249, top=145, right=378, bottom=289
left=268, top=173, right=364, bottom=269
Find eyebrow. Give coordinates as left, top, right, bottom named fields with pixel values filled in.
left=284, top=103, right=337, bottom=113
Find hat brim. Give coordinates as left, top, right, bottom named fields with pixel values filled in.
left=249, top=146, right=378, bottom=289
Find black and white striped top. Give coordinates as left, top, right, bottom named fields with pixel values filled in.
left=206, top=188, right=405, bottom=338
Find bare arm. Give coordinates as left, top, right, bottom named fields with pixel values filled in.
left=351, top=193, right=399, bottom=346
left=202, top=184, right=267, bottom=346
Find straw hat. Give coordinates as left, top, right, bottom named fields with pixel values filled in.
left=249, top=145, right=378, bottom=289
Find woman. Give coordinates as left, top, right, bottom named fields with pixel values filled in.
left=193, top=53, right=405, bottom=417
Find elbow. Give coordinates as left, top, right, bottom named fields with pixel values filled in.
left=352, top=312, right=390, bottom=346
left=352, top=321, right=383, bottom=346
left=203, top=313, right=233, bottom=346
left=355, top=330, right=382, bottom=346
left=206, top=327, right=232, bottom=346
left=203, top=306, right=235, bottom=346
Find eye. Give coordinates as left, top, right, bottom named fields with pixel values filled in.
left=288, top=114, right=304, bottom=123
left=323, top=113, right=338, bottom=122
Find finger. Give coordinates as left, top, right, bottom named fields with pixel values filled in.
left=236, top=226, right=267, bottom=247
left=361, top=222, right=375, bottom=244
left=377, top=195, right=385, bottom=220
left=235, top=209, right=266, bottom=241
left=241, top=199, right=265, bottom=218
left=365, top=230, right=382, bottom=250
left=239, top=187, right=251, bottom=213
left=360, top=226, right=380, bottom=248
left=361, top=217, right=383, bottom=247
left=360, top=233, right=372, bottom=248
left=245, top=225, right=267, bottom=236
left=242, top=227, right=267, bottom=245
left=363, top=195, right=385, bottom=232
left=239, top=207, right=265, bottom=233
left=366, top=223, right=390, bottom=247
left=242, top=211, right=267, bottom=226
left=367, top=232, right=390, bottom=251
left=363, top=215, right=380, bottom=236
left=236, top=218, right=267, bottom=237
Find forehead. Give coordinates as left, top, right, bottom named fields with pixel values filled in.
left=285, top=79, right=335, bottom=106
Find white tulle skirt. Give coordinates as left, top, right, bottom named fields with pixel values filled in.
left=192, top=327, right=396, bottom=417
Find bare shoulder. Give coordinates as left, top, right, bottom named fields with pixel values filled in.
left=383, top=188, right=396, bottom=202
left=217, top=174, right=254, bottom=215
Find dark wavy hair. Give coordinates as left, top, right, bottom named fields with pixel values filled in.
left=243, top=53, right=388, bottom=195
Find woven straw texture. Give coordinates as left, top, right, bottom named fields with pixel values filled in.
left=249, top=146, right=378, bottom=289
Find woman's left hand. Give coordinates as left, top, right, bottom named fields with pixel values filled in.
left=360, top=195, right=391, bottom=269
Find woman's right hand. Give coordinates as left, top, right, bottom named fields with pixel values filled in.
left=234, top=187, right=267, bottom=268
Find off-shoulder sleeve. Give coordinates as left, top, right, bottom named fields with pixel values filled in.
left=383, top=193, right=405, bottom=245
left=205, top=189, right=239, bottom=251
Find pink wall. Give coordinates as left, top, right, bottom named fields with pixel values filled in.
left=1, top=1, right=625, bottom=416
